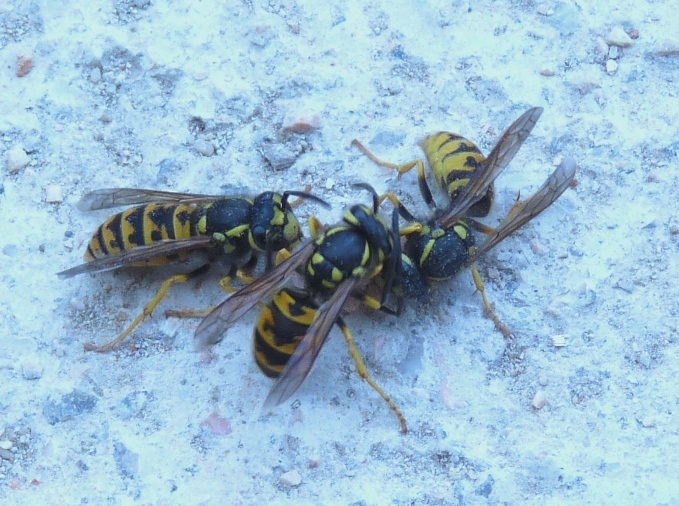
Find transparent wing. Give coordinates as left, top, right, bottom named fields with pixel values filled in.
left=437, top=107, right=543, bottom=229
left=193, top=240, right=316, bottom=350
left=56, top=235, right=218, bottom=279
left=467, top=156, right=576, bottom=264
left=262, top=278, right=357, bottom=409
left=77, top=188, right=226, bottom=211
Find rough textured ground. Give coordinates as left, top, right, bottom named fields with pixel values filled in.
left=1, top=1, right=678, bottom=504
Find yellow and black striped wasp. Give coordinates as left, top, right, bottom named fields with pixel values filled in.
left=246, top=128, right=575, bottom=434
left=58, top=187, right=328, bottom=352
left=194, top=184, right=409, bottom=433
left=353, top=107, right=576, bottom=334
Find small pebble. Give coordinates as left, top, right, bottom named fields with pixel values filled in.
left=90, top=67, right=102, bottom=83
left=531, top=391, right=547, bottom=409
left=280, top=469, right=302, bottom=487
left=3, top=244, right=18, bottom=257
left=529, top=238, right=544, bottom=255
left=540, top=67, right=555, bottom=76
left=45, top=185, right=63, bottom=203
left=595, top=37, right=610, bottom=60
left=69, top=297, right=86, bottom=311
left=641, top=416, right=656, bottom=428
left=539, top=376, right=549, bottom=387
left=606, top=26, right=633, bottom=48
left=283, top=113, right=321, bottom=134
left=656, top=40, right=679, bottom=57
left=201, top=411, right=232, bottom=435
left=194, top=139, right=215, bottom=157
left=537, top=4, right=553, bottom=16
left=608, top=46, right=619, bottom=59
left=552, top=335, right=567, bottom=347
left=42, top=389, right=98, bottom=425
left=605, top=59, right=618, bottom=74
left=16, top=54, right=34, bottom=78
left=615, top=280, right=635, bottom=293
left=21, top=361, right=43, bottom=380
left=0, top=441, right=12, bottom=451
left=325, top=178, right=335, bottom=190
left=638, top=351, right=651, bottom=369
left=6, top=146, right=30, bottom=174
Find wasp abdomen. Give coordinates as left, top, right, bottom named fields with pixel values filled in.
left=253, top=289, right=317, bottom=378
left=85, top=203, right=195, bottom=262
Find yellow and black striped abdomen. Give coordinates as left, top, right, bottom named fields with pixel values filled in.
left=253, top=289, right=317, bottom=378
left=422, top=132, right=486, bottom=200
left=84, top=203, right=195, bottom=264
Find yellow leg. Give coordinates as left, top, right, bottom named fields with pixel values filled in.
left=166, top=263, right=273, bottom=320
left=84, top=273, right=191, bottom=352
left=337, top=317, right=408, bottom=434
left=165, top=273, right=237, bottom=319
left=165, top=266, right=254, bottom=319
left=470, top=264, right=512, bottom=338
left=165, top=307, right=215, bottom=319
left=308, top=215, right=326, bottom=239
left=351, top=139, right=420, bottom=177
left=468, top=218, right=497, bottom=237
left=352, top=139, right=435, bottom=208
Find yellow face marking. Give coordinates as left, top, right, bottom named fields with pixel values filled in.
left=270, top=207, right=286, bottom=226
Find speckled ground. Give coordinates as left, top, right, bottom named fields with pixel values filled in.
left=1, top=1, right=678, bottom=504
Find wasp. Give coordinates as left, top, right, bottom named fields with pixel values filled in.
left=58, top=187, right=328, bottom=352
left=194, top=184, right=409, bottom=433
left=352, top=107, right=577, bottom=333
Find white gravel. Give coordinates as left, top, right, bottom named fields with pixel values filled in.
left=1, top=1, right=678, bottom=505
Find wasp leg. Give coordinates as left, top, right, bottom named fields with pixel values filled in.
left=336, top=315, right=408, bottom=433
left=470, top=264, right=513, bottom=338
left=377, top=191, right=421, bottom=224
left=308, top=215, right=325, bottom=239
left=352, top=139, right=435, bottom=210
left=165, top=256, right=259, bottom=319
left=85, top=264, right=211, bottom=352
left=467, top=218, right=497, bottom=237
left=236, top=253, right=259, bottom=285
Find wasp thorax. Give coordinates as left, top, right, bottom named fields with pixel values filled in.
left=405, top=223, right=474, bottom=280
left=201, top=198, right=253, bottom=262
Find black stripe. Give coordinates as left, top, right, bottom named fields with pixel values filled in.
left=106, top=212, right=124, bottom=252
left=254, top=330, right=292, bottom=369
left=125, top=207, right=146, bottom=247
left=441, top=142, right=482, bottom=165
left=148, top=205, right=179, bottom=240
left=437, top=133, right=464, bottom=150
left=95, top=224, right=108, bottom=256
